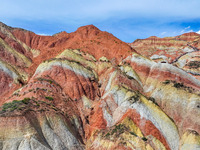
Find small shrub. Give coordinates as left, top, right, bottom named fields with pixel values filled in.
left=128, top=94, right=140, bottom=103
left=37, top=78, right=53, bottom=84
left=111, top=124, right=125, bottom=135
left=130, top=132, right=137, bottom=136
left=127, top=75, right=134, bottom=80
left=45, top=96, right=54, bottom=101
left=148, top=97, right=159, bottom=106
left=173, top=82, right=184, bottom=88
left=22, top=98, right=30, bottom=104
left=51, top=106, right=57, bottom=111
left=111, top=128, right=117, bottom=135
left=13, top=92, right=19, bottom=96
left=133, top=94, right=140, bottom=102
left=163, top=80, right=170, bottom=84
left=105, top=133, right=110, bottom=137
left=142, top=137, right=148, bottom=141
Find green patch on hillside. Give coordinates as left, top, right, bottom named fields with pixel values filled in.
left=45, top=96, right=54, bottom=101
left=104, top=124, right=127, bottom=139
left=37, top=77, right=54, bottom=84
left=1, top=98, right=30, bottom=112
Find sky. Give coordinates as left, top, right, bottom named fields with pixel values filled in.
left=0, top=0, right=200, bottom=42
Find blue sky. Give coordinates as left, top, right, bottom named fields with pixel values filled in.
left=0, top=0, right=200, bottom=42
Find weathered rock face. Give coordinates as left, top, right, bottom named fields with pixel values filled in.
left=130, top=33, right=200, bottom=61
left=0, top=22, right=199, bottom=150
left=129, top=32, right=200, bottom=80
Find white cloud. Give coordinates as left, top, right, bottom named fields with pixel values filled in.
left=37, top=33, right=49, bottom=36
left=185, top=26, right=191, bottom=30
left=161, top=32, right=167, bottom=35
left=187, top=30, right=193, bottom=32
left=1, top=0, right=200, bottom=42
left=181, top=26, right=190, bottom=33
left=180, top=26, right=194, bottom=34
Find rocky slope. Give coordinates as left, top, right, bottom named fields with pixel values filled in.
left=129, top=32, right=200, bottom=80
left=0, top=22, right=199, bottom=150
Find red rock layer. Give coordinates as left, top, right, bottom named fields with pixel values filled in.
left=130, top=32, right=200, bottom=63
left=11, top=25, right=135, bottom=75
left=33, top=67, right=97, bottom=101
left=0, top=22, right=200, bottom=150
left=0, top=71, right=20, bottom=105
left=120, top=109, right=170, bottom=150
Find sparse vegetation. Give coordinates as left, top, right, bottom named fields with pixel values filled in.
left=105, top=133, right=110, bottom=137
left=45, top=96, right=54, bottom=101
left=127, top=75, right=134, bottom=80
left=114, top=40, right=118, bottom=44
left=127, top=94, right=140, bottom=104
left=173, top=82, right=184, bottom=88
left=129, top=132, right=137, bottom=136
left=1, top=98, right=30, bottom=112
left=22, top=97, right=31, bottom=104
left=142, top=137, right=148, bottom=141
left=36, top=77, right=61, bottom=88
left=13, top=92, right=20, bottom=96
left=148, top=97, right=159, bottom=106
left=29, top=89, right=33, bottom=92
left=163, top=80, right=170, bottom=84
left=37, top=77, right=53, bottom=84
left=104, top=124, right=127, bottom=138
left=2, top=100, right=21, bottom=112
left=187, top=61, right=200, bottom=69
left=51, top=106, right=58, bottom=111
left=162, top=80, right=194, bottom=93
left=163, top=79, right=184, bottom=88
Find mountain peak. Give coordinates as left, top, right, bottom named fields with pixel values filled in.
left=75, top=24, right=100, bottom=36
left=0, top=22, right=200, bottom=150
left=181, top=32, right=199, bottom=36
left=77, top=24, right=100, bottom=31
left=146, top=36, right=160, bottom=39
left=53, top=31, right=68, bottom=37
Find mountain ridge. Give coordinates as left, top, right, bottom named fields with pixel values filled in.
left=0, top=22, right=199, bottom=150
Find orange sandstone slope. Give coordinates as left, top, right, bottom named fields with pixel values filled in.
left=0, top=22, right=200, bottom=150
left=12, top=24, right=135, bottom=74
left=0, top=22, right=134, bottom=101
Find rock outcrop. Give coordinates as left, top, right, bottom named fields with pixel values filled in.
left=0, top=22, right=199, bottom=150
left=129, top=32, right=200, bottom=80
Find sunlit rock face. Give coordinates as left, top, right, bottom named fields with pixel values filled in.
left=0, top=22, right=199, bottom=150
left=129, top=32, right=200, bottom=81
